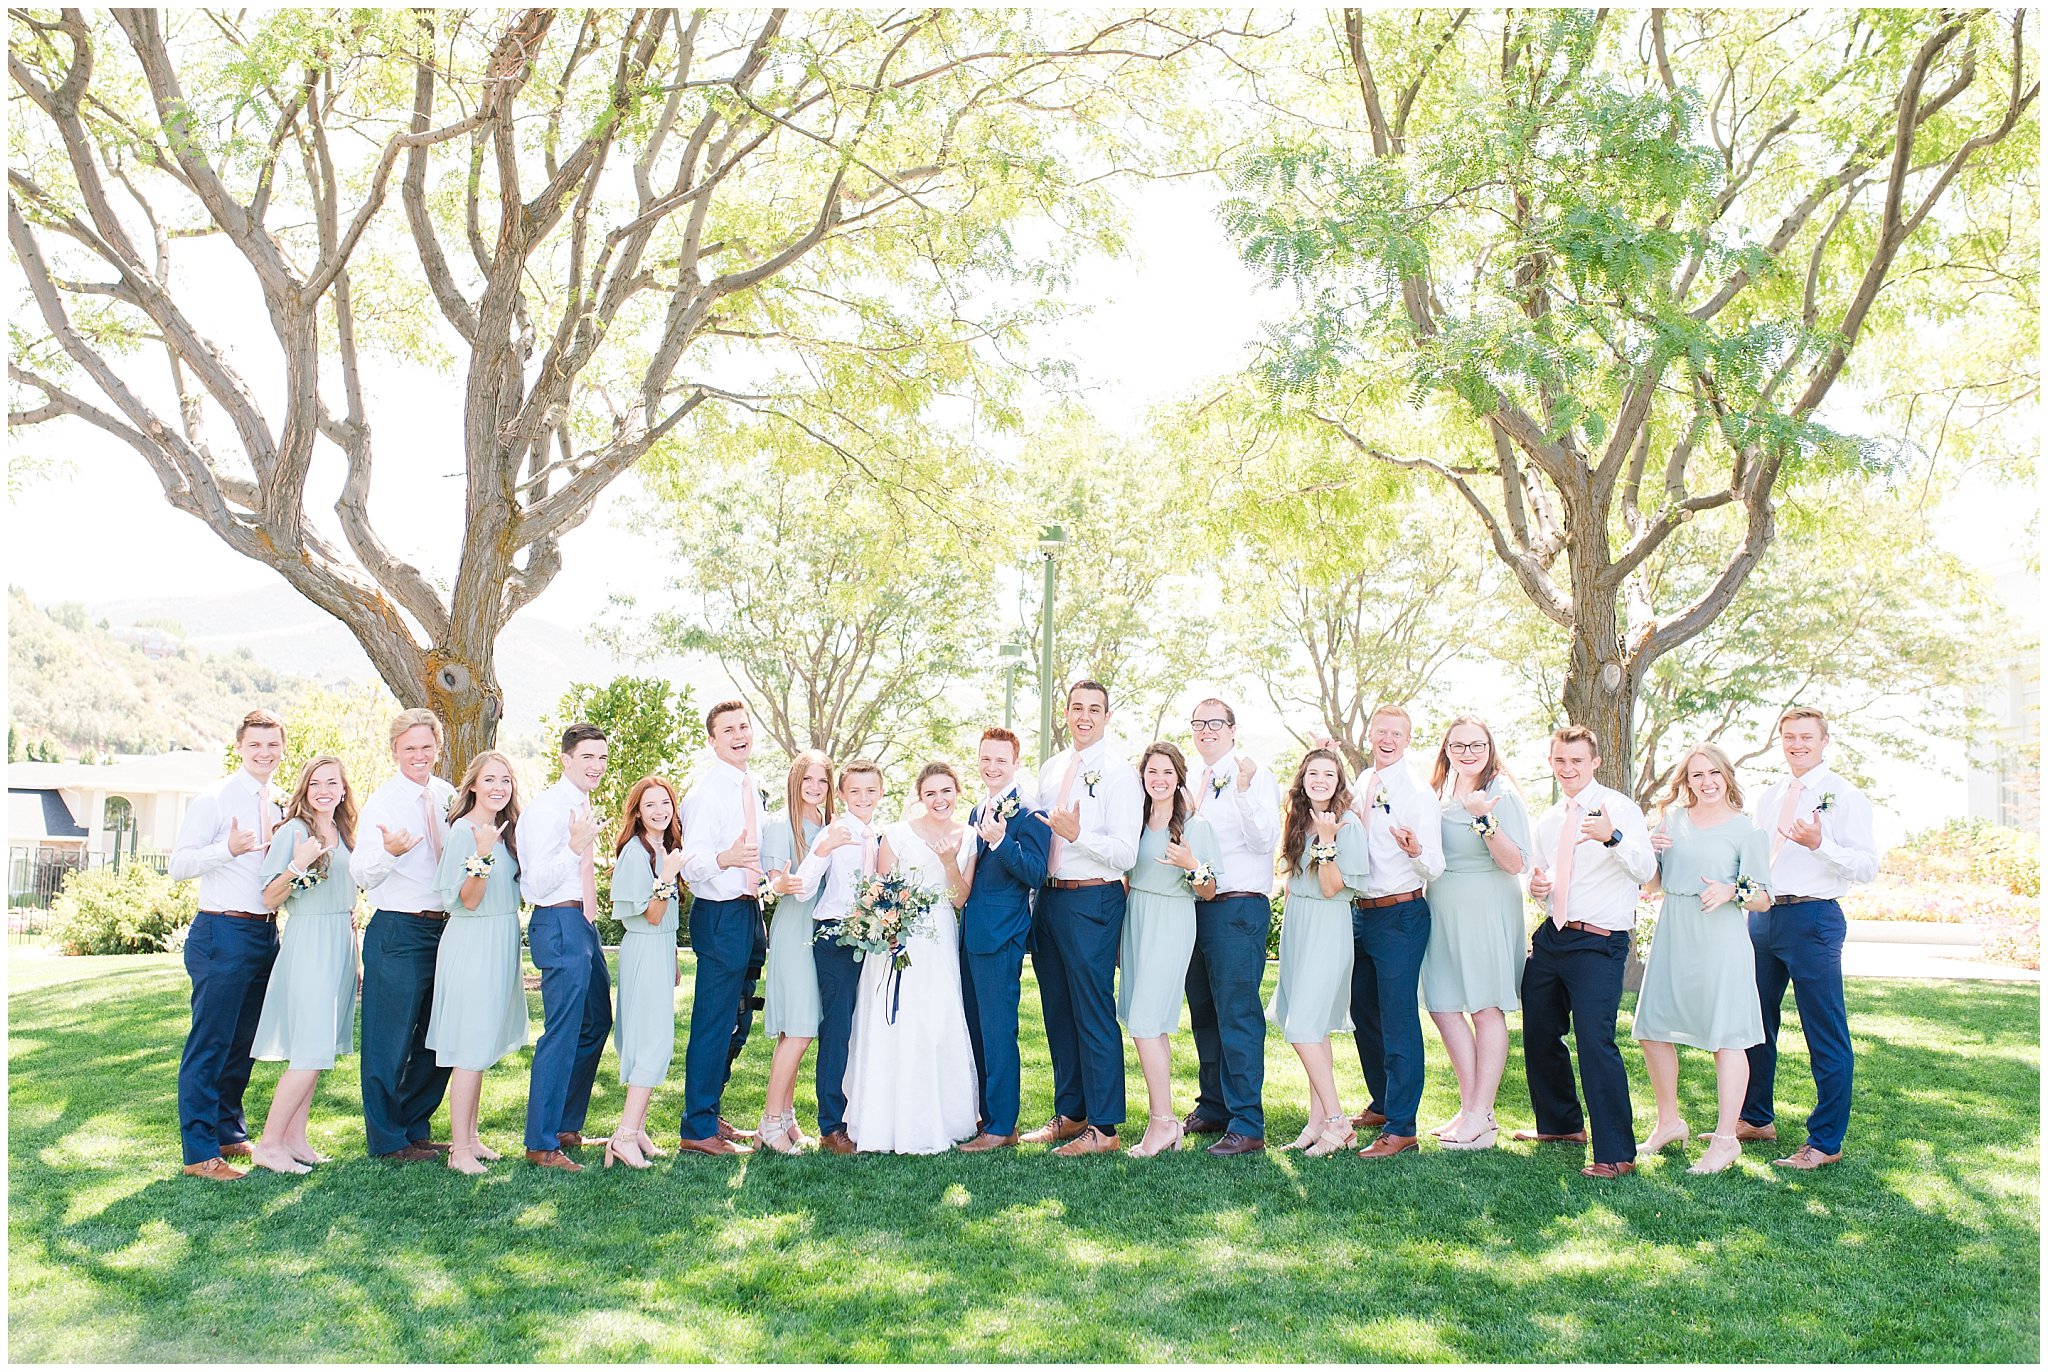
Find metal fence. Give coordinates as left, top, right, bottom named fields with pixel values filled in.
left=7, top=846, right=170, bottom=944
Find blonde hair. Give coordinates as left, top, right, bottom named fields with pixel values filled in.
left=1368, top=703, right=1413, bottom=730
left=1776, top=706, right=1829, bottom=737
left=388, top=708, right=445, bottom=751
left=1659, top=741, right=1747, bottom=816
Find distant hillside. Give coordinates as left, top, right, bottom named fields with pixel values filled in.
left=86, top=584, right=628, bottom=737
left=7, top=589, right=314, bottom=759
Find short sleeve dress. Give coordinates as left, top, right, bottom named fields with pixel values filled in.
left=1267, top=814, right=1367, bottom=1043
left=425, top=822, right=529, bottom=1071
left=250, top=819, right=359, bottom=1070
left=1117, top=816, right=1221, bottom=1037
left=1631, top=809, right=1770, bottom=1051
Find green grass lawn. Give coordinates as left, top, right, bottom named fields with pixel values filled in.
left=7, top=950, right=2039, bottom=1362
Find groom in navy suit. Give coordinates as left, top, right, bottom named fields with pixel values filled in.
left=957, top=726, right=1050, bottom=1151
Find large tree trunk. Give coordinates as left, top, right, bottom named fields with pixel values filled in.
left=1561, top=651, right=1639, bottom=795
left=424, top=649, right=504, bottom=777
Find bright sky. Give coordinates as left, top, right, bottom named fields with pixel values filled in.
left=5, top=176, right=2033, bottom=841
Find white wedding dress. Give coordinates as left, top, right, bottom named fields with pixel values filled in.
left=843, top=821, right=981, bottom=1153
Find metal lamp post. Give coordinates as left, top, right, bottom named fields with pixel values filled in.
left=997, top=640, right=1027, bottom=732
left=1036, top=524, right=1066, bottom=766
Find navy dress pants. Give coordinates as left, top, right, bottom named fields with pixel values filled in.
left=812, top=938, right=862, bottom=1138
left=1521, top=921, right=1637, bottom=1165
left=1743, top=898, right=1854, bottom=1154
left=1032, top=883, right=1126, bottom=1130
left=680, top=896, right=762, bottom=1139
left=1186, top=893, right=1271, bottom=1138
left=360, top=909, right=452, bottom=1155
left=1349, top=896, right=1431, bottom=1138
left=524, top=904, right=612, bottom=1152
left=177, top=912, right=278, bottom=1165
left=961, top=933, right=1028, bottom=1137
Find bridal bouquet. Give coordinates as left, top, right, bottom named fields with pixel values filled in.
left=816, top=870, right=938, bottom=971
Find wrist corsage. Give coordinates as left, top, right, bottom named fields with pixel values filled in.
left=1309, top=840, right=1339, bottom=867
left=651, top=878, right=679, bottom=902
left=1082, top=769, right=1102, bottom=798
left=1471, top=813, right=1500, bottom=839
left=287, top=865, right=323, bottom=894
left=1185, top=861, right=1217, bottom=890
left=1733, top=875, right=1765, bottom=903
left=462, top=851, right=496, bottom=880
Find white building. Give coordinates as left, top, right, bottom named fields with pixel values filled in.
left=7, top=750, right=227, bottom=857
left=1966, top=560, right=2041, bottom=831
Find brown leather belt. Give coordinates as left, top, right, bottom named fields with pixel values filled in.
left=386, top=908, right=448, bottom=921
left=202, top=909, right=276, bottom=923
left=1557, top=919, right=1622, bottom=935
left=1046, top=878, right=1115, bottom=890
left=1352, top=888, right=1424, bottom=909
left=1772, top=894, right=1828, bottom=907
left=1211, top=889, right=1268, bottom=902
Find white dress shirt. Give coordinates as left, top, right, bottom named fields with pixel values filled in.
left=794, top=813, right=884, bottom=923
left=516, top=777, right=599, bottom=909
left=1033, top=738, right=1142, bottom=880
left=1184, top=747, right=1281, bottom=895
left=168, top=769, right=283, bottom=914
left=680, top=758, right=769, bottom=902
left=1357, top=759, right=1447, bottom=897
left=1529, top=780, right=1657, bottom=930
left=350, top=774, right=457, bottom=912
left=1754, top=765, right=1880, bottom=899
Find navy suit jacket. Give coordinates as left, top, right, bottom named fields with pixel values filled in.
left=960, top=797, right=1050, bottom=955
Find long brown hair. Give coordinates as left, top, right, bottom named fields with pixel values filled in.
left=614, top=775, right=683, bottom=863
left=449, top=749, right=522, bottom=860
left=1137, top=741, right=1191, bottom=845
left=1429, top=715, right=1515, bottom=796
left=784, top=750, right=836, bottom=865
left=283, top=755, right=357, bottom=876
left=1281, top=747, right=1354, bottom=874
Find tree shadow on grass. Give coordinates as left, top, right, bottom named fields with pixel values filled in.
left=8, top=965, right=2038, bottom=1363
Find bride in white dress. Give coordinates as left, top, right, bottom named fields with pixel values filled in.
left=843, top=762, right=983, bottom=1154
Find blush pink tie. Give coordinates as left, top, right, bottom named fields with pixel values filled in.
left=1191, top=765, right=1214, bottom=814
left=421, top=788, right=443, bottom=861
left=860, top=827, right=879, bottom=876
left=1047, top=751, right=1082, bottom=875
left=579, top=819, right=599, bottom=923
left=1771, top=780, right=1805, bottom=862
left=1551, top=798, right=1581, bottom=929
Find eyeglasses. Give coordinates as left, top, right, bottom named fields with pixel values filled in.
left=1189, top=718, right=1231, bottom=732
left=1445, top=742, right=1489, bottom=756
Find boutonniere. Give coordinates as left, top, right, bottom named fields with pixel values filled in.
left=1471, top=813, right=1500, bottom=839
left=461, top=851, right=496, bottom=880
left=1371, top=791, right=1393, bottom=816
left=1184, top=861, right=1217, bottom=890
left=1082, top=769, right=1102, bottom=798
left=1815, top=792, right=1836, bottom=814
left=994, top=795, right=1022, bottom=821
left=1209, top=776, right=1228, bottom=800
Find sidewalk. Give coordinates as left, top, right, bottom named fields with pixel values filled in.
left=1842, top=918, right=2039, bottom=982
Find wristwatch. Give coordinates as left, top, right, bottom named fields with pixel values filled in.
left=1601, top=831, right=1622, bottom=848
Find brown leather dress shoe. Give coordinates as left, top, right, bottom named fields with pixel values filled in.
left=217, top=1141, right=254, bottom=1159
left=525, top=1148, right=585, bottom=1172
left=1357, top=1133, right=1419, bottom=1160
left=957, top=1132, right=1018, bottom=1153
left=1053, top=1126, right=1120, bottom=1157
left=1205, top=1132, right=1266, bottom=1157
left=384, top=1144, right=439, bottom=1162
left=1182, top=1111, right=1227, bottom=1136
left=1735, top=1121, right=1779, bottom=1143
left=1020, top=1115, right=1087, bottom=1145
left=556, top=1132, right=585, bottom=1149
left=1580, top=1159, right=1637, bottom=1179
left=675, top=1135, right=746, bottom=1157
left=1510, top=1128, right=1589, bottom=1144
left=1351, top=1108, right=1387, bottom=1130
left=412, top=1139, right=453, bottom=1153
left=183, top=1157, right=246, bottom=1180
left=1772, top=1145, right=1842, bottom=1170
left=716, top=1118, right=757, bottom=1143
left=820, top=1131, right=856, bottom=1155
